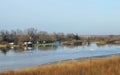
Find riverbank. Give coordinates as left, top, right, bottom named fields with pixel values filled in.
left=0, top=55, right=120, bottom=75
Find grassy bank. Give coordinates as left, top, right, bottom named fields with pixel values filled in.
left=0, top=55, right=120, bottom=75
left=34, top=43, right=55, bottom=47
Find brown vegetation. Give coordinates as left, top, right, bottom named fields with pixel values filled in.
left=61, top=40, right=83, bottom=45
left=0, top=56, right=120, bottom=75
left=1, top=28, right=120, bottom=47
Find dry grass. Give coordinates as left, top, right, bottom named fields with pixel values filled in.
left=61, top=40, right=83, bottom=46
left=0, top=56, right=120, bottom=75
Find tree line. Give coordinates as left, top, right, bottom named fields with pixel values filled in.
left=0, top=28, right=80, bottom=45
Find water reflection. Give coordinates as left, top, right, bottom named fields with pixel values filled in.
left=0, top=47, right=10, bottom=54
left=0, top=43, right=120, bottom=55
left=38, top=46, right=58, bottom=51
left=0, top=46, right=58, bottom=54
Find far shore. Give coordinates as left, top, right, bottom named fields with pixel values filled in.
left=0, top=54, right=120, bottom=75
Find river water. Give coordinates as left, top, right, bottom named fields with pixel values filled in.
left=0, top=44, right=120, bottom=70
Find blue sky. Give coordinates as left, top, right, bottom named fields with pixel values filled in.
left=0, top=0, right=120, bottom=35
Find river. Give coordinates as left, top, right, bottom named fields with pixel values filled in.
left=0, top=44, right=120, bottom=70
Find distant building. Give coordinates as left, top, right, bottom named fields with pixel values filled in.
left=23, top=41, right=33, bottom=47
